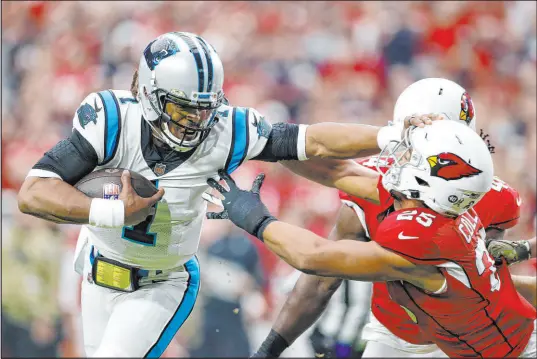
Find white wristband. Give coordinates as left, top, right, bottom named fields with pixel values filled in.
left=89, top=198, right=125, bottom=228
left=377, top=125, right=401, bottom=150
left=297, top=124, right=309, bottom=161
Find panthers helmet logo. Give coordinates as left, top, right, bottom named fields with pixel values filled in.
left=144, top=37, right=180, bottom=70
left=460, top=92, right=475, bottom=125
left=427, top=152, right=482, bottom=180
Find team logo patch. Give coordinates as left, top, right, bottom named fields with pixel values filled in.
left=154, top=163, right=167, bottom=176
left=143, top=37, right=180, bottom=70
left=103, top=183, right=120, bottom=200
left=427, top=152, right=482, bottom=180
left=77, top=103, right=98, bottom=129
left=253, top=115, right=272, bottom=139
left=460, top=91, right=475, bottom=125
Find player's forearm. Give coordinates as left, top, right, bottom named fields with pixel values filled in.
left=262, top=222, right=386, bottom=281
left=304, top=123, right=397, bottom=159
left=18, top=177, right=92, bottom=224
left=512, top=275, right=537, bottom=308
left=281, top=158, right=379, bottom=200
left=272, top=273, right=342, bottom=344
left=262, top=221, right=331, bottom=275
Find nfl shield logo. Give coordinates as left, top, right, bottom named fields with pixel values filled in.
left=103, top=183, right=120, bottom=200
left=154, top=163, right=166, bottom=176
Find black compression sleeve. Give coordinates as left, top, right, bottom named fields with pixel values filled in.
left=33, top=129, right=98, bottom=185
left=252, top=123, right=300, bottom=162
left=254, top=329, right=290, bottom=357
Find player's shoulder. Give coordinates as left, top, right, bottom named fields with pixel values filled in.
left=73, top=89, right=132, bottom=164
left=487, top=176, right=520, bottom=204
left=474, top=176, right=521, bottom=229
left=376, top=207, right=454, bottom=261
left=217, top=104, right=270, bottom=136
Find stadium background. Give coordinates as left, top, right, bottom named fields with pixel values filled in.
left=1, top=1, right=535, bottom=357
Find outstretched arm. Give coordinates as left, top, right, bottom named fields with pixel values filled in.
left=303, top=114, right=439, bottom=159
left=205, top=170, right=443, bottom=286
left=281, top=158, right=380, bottom=203
left=260, top=204, right=368, bottom=356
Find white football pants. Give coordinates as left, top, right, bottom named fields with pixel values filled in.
left=80, top=246, right=200, bottom=357
left=361, top=311, right=447, bottom=358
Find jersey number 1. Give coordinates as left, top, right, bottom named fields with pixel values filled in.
left=121, top=180, right=158, bottom=246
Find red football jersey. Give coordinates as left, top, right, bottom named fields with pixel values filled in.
left=376, top=207, right=536, bottom=357
left=338, top=157, right=527, bottom=347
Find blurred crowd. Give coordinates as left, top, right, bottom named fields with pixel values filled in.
left=2, top=1, right=536, bottom=357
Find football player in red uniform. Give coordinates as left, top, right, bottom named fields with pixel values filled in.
left=248, top=78, right=536, bottom=358
left=207, top=119, right=537, bottom=357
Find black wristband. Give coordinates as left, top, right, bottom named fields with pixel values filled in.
left=254, top=216, right=278, bottom=241
left=256, top=329, right=290, bottom=357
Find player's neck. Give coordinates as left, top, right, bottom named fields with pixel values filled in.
left=394, top=198, right=426, bottom=211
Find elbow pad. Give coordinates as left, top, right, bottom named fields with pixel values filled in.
left=33, top=129, right=98, bottom=185
left=253, top=123, right=300, bottom=162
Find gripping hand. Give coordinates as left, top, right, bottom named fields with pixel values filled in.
left=487, top=239, right=531, bottom=265
left=206, top=170, right=277, bottom=239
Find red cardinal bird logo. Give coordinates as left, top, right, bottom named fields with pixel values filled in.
left=427, top=152, right=482, bottom=180
left=460, top=92, right=475, bottom=125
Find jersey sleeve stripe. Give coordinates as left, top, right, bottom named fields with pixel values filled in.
left=488, top=217, right=520, bottom=228
left=225, top=107, right=248, bottom=174
left=97, top=90, right=121, bottom=165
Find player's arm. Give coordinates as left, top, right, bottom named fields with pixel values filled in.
left=206, top=171, right=443, bottom=286
left=280, top=159, right=381, bottom=203
left=246, top=110, right=437, bottom=165
left=18, top=92, right=162, bottom=226
left=255, top=203, right=368, bottom=356
left=303, top=114, right=439, bottom=159
left=484, top=182, right=533, bottom=264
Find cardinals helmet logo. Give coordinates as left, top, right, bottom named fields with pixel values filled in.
left=427, top=152, right=482, bottom=180
left=460, top=92, right=475, bottom=125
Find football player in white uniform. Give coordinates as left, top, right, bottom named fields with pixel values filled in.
left=17, top=32, right=432, bottom=358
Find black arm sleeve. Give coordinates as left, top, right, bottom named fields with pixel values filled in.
left=252, top=122, right=300, bottom=162
left=32, top=129, right=98, bottom=185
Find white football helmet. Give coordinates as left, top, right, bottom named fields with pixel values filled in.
left=138, top=32, right=225, bottom=152
left=392, top=78, right=477, bottom=131
left=380, top=120, right=493, bottom=217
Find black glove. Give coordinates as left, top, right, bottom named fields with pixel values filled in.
left=206, top=169, right=277, bottom=240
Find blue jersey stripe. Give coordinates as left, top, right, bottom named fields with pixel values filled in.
left=227, top=107, right=248, bottom=174
left=97, top=90, right=121, bottom=164
left=145, top=256, right=200, bottom=358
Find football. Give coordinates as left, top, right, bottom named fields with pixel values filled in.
left=74, top=168, right=158, bottom=199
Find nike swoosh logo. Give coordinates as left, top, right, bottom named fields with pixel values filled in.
left=398, top=232, right=419, bottom=240
left=94, top=98, right=102, bottom=113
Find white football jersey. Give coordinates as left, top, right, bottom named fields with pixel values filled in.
left=54, top=89, right=271, bottom=270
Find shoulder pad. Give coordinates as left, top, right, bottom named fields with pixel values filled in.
left=376, top=208, right=451, bottom=262
left=72, top=90, right=122, bottom=165
left=474, top=176, right=521, bottom=229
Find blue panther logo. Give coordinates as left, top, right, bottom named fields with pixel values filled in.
left=253, top=115, right=272, bottom=139
left=144, top=37, right=180, bottom=70
left=77, top=103, right=98, bottom=129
